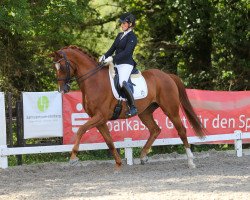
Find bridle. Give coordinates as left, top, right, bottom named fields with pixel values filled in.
left=54, top=50, right=104, bottom=93
left=54, top=51, right=73, bottom=82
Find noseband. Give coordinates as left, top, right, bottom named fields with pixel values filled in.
left=54, top=50, right=104, bottom=92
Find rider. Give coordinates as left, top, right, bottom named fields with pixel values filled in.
left=99, top=12, right=138, bottom=117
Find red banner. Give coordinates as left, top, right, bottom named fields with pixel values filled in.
left=63, top=90, right=250, bottom=144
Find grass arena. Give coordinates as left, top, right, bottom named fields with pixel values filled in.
left=0, top=150, right=250, bottom=200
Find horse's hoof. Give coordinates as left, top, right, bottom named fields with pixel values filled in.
left=121, top=159, right=128, bottom=165
left=140, top=156, right=148, bottom=165
left=114, top=163, right=122, bottom=174
left=114, top=168, right=121, bottom=174
left=69, top=157, right=79, bottom=166
left=188, top=160, right=196, bottom=169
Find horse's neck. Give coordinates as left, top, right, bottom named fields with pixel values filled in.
left=75, top=57, right=97, bottom=78
left=77, top=63, right=108, bottom=94
left=69, top=49, right=110, bottom=99
left=69, top=50, right=97, bottom=80
left=78, top=67, right=109, bottom=111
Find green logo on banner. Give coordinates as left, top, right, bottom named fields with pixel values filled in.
left=37, top=96, right=49, bottom=112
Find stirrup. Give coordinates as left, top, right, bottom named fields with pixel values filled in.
left=126, top=106, right=138, bottom=117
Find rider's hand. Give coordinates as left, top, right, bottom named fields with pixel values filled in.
left=104, top=56, right=113, bottom=63
left=99, top=55, right=105, bottom=62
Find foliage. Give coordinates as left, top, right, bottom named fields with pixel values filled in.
left=0, top=0, right=119, bottom=97
left=115, top=0, right=249, bottom=90
left=1, top=0, right=249, bottom=95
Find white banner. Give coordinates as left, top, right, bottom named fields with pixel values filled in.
left=0, top=92, right=6, bottom=145
left=23, top=92, right=63, bottom=139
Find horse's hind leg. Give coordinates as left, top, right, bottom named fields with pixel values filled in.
left=170, top=114, right=196, bottom=168
left=97, top=124, right=122, bottom=170
left=138, top=111, right=161, bottom=164
left=164, top=107, right=196, bottom=168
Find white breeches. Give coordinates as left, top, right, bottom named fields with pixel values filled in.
left=115, top=64, right=134, bottom=87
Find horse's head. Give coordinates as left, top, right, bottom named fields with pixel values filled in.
left=50, top=50, right=76, bottom=94
left=50, top=46, right=103, bottom=93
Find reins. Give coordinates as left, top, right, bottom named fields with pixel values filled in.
left=76, top=63, right=104, bottom=83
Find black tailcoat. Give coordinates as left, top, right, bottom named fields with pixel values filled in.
left=104, top=31, right=137, bottom=66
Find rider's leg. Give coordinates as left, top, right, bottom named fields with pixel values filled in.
left=122, top=81, right=137, bottom=117
left=115, top=64, right=138, bottom=117
left=116, top=64, right=133, bottom=87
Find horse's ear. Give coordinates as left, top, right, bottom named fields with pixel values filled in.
left=48, top=51, right=61, bottom=58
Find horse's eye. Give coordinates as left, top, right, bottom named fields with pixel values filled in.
left=55, top=63, right=60, bottom=70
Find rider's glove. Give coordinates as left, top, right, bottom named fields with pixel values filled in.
left=99, top=55, right=105, bottom=62
left=104, top=56, right=113, bottom=63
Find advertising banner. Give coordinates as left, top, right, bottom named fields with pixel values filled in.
left=63, top=90, right=250, bottom=144
left=0, top=92, right=6, bottom=145
left=23, top=92, right=63, bottom=139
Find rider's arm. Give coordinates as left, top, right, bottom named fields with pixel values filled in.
left=104, top=33, right=123, bottom=58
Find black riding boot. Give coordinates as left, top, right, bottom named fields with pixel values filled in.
left=122, top=81, right=138, bottom=117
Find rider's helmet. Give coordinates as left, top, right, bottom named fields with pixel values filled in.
left=119, top=12, right=136, bottom=27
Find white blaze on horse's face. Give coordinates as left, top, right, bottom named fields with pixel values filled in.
left=54, top=62, right=63, bottom=93
left=55, top=63, right=60, bottom=71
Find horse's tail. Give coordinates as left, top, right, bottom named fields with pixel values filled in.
left=169, top=74, right=206, bottom=138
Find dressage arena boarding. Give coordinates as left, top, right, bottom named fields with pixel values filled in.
left=1, top=91, right=250, bottom=199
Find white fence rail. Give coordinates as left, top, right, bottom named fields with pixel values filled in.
left=1, top=130, right=250, bottom=169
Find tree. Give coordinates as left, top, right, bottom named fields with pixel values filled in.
left=0, top=0, right=249, bottom=94
left=114, top=0, right=249, bottom=90
left=0, top=0, right=119, bottom=96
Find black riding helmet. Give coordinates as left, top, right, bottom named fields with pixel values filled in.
left=119, top=12, right=136, bottom=27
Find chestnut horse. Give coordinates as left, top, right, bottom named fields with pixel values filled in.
left=50, top=45, right=205, bottom=169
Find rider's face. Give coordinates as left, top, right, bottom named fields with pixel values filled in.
left=121, top=22, right=129, bottom=31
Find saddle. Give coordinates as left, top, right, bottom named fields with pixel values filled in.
left=108, top=62, right=148, bottom=100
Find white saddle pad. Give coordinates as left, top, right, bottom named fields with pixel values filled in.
left=108, top=63, right=148, bottom=100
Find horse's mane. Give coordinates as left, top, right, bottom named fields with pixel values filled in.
left=60, top=45, right=97, bottom=62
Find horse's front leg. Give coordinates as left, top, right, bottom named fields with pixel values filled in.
left=70, top=114, right=104, bottom=165
left=139, top=112, right=161, bottom=164
left=97, top=124, right=122, bottom=170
